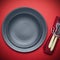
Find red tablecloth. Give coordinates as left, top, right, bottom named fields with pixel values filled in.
left=0, top=0, right=60, bottom=60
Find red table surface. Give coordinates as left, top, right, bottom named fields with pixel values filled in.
left=0, top=0, right=60, bottom=60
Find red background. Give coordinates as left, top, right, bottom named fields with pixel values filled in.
left=0, top=0, right=60, bottom=60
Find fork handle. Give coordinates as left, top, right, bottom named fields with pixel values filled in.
left=48, top=34, right=55, bottom=48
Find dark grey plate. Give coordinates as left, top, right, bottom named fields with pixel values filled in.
left=2, top=7, right=47, bottom=52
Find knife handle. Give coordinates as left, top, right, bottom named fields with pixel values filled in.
left=50, top=36, right=58, bottom=51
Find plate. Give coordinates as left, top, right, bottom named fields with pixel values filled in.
left=2, top=7, right=47, bottom=52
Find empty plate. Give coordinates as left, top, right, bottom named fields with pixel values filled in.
left=2, top=7, right=47, bottom=52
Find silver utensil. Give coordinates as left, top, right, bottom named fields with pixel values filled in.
left=48, top=23, right=60, bottom=51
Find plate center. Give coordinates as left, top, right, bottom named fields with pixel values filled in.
left=8, top=14, right=41, bottom=48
